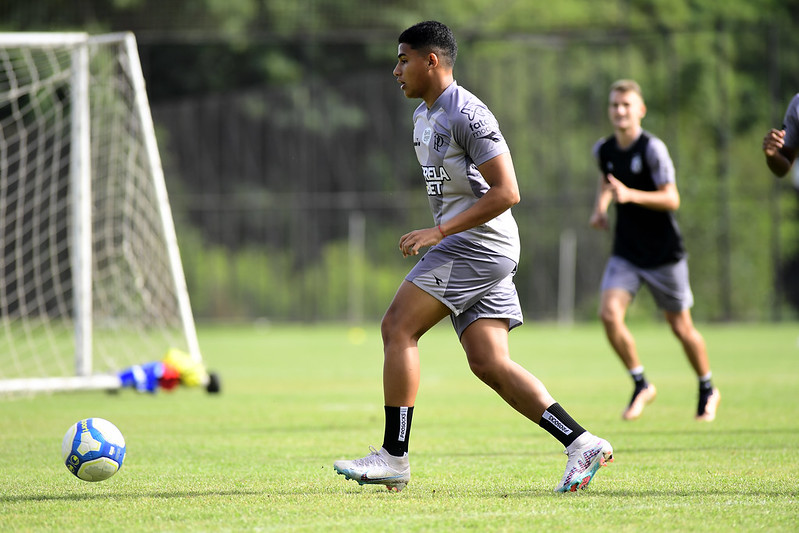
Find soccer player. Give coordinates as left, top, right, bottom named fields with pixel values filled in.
left=333, top=21, right=612, bottom=493
left=589, top=79, right=720, bottom=422
left=762, top=93, right=799, bottom=177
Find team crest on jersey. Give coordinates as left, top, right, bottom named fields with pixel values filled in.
left=422, top=127, right=432, bottom=145
left=630, top=154, right=642, bottom=174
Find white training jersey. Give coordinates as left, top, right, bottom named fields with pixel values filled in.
left=783, top=93, right=799, bottom=151
left=412, top=81, right=520, bottom=263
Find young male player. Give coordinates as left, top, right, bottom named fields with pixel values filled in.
left=333, top=21, right=612, bottom=493
left=762, top=93, right=799, bottom=177
left=589, top=79, right=720, bottom=422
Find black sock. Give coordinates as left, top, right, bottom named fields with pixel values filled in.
left=699, top=374, right=714, bottom=400
left=699, top=374, right=713, bottom=392
left=697, top=374, right=715, bottom=415
left=382, top=406, right=413, bottom=457
left=539, top=403, right=586, bottom=448
left=631, top=368, right=649, bottom=392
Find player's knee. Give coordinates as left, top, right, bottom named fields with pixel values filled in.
left=599, top=305, right=622, bottom=327
left=380, top=313, right=399, bottom=345
left=669, top=320, right=694, bottom=342
left=666, top=312, right=696, bottom=341
left=380, top=309, right=417, bottom=347
left=467, top=358, right=492, bottom=384
left=467, top=353, right=503, bottom=384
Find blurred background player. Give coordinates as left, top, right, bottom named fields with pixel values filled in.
left=589, top=79, right=720, bottom=422
left=762, top=93, right=799, bottom=177
left=333, top=20, right=612, bottom=494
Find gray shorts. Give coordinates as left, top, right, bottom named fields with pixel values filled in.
left=405, top=235, right=523, bottom=337
left=600, top=255, right=694, bottom=312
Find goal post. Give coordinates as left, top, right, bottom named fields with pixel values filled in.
left=0, top=32, right=202, bottom=395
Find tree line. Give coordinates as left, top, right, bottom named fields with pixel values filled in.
left=3, top=1, right=799, bottom=321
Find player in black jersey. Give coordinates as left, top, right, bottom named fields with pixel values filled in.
left=589, top=80, right=720, bottom=422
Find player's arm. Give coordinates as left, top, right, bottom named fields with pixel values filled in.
left=763, top=128, right=797, bottom=177
left=399, top=152, right=519, bottom=257
left=441, top=152, right=520, bottom=234
left=607, top=176, right=680, bottom=211
left=590, top=173, right=613, bottom=229
left=609, top=138, right=680, bottom=211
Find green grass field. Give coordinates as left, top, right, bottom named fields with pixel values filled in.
left=1, top=322, right=797, bottom=532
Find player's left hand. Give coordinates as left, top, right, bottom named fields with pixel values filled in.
left=399, top=227, right=442, bottom=257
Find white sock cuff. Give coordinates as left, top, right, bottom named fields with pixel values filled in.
left=629, top=366, right=644, bottom=376
left=699, top=371, right=712, bottom=382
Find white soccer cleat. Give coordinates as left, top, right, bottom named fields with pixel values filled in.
left=622, top=383, right=657, bottom=420
left=555, top=433, right=613, bottom=493
left=333, top=446, right=410, bottom=492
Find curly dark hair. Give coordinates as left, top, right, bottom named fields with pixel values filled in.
left=398, top=20, right=457, bottom=67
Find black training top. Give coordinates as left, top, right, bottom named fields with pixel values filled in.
left=594, top=131, right=685, bottom=268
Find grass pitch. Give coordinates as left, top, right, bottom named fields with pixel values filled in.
left=1, top=321, right=797, bottom=531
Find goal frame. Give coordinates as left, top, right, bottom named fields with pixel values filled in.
left=0, top=32, right=201, bottom=394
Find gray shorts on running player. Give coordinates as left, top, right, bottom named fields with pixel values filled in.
left=600, top=255, right=694, bottom=312
left=405, top=235, right=523, bottom=338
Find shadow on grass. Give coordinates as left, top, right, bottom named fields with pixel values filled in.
left=614, top=428, right=799, bottom=437
left=2, top=489, right=261, bottom=503
left=609, top=427, right=799, bottom=454
left=546, top=487, right=799, bottom=498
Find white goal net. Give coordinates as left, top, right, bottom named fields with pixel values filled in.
left=0, top=32, right=201, bottom=394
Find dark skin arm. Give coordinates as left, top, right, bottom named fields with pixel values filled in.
left=763, top=128, right=798, bottom=177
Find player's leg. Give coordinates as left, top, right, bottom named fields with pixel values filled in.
left=664, top=309, right=720, bottom=421
left=599, top=288, right=639, bottom=369
left=648, top=258, right=720, bottom=421
left=664, top=308, right=708, bottom=376
left=461, top=317, right=554, bottom=420
left=333, top=280, right=449, bottom=491
left=460, top=318, right=613, bottom=492
left=599, top=257, right=656, bottom=420
left=381, top=280, right=450, bottom=406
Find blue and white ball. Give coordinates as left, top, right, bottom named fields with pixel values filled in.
left=62, top=418, right=126, bottom=482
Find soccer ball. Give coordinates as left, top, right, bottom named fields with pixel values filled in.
left=62, top=418, right=126, bottom=482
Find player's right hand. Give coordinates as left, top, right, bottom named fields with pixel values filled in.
left=399, top=227, right=441, bottom=257
left=589, top=211, right=609, bottom=230
left=763, top=129, right=785, bottom=157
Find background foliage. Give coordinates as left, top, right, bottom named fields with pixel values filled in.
left=2, top=0, right=799, bottom=322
